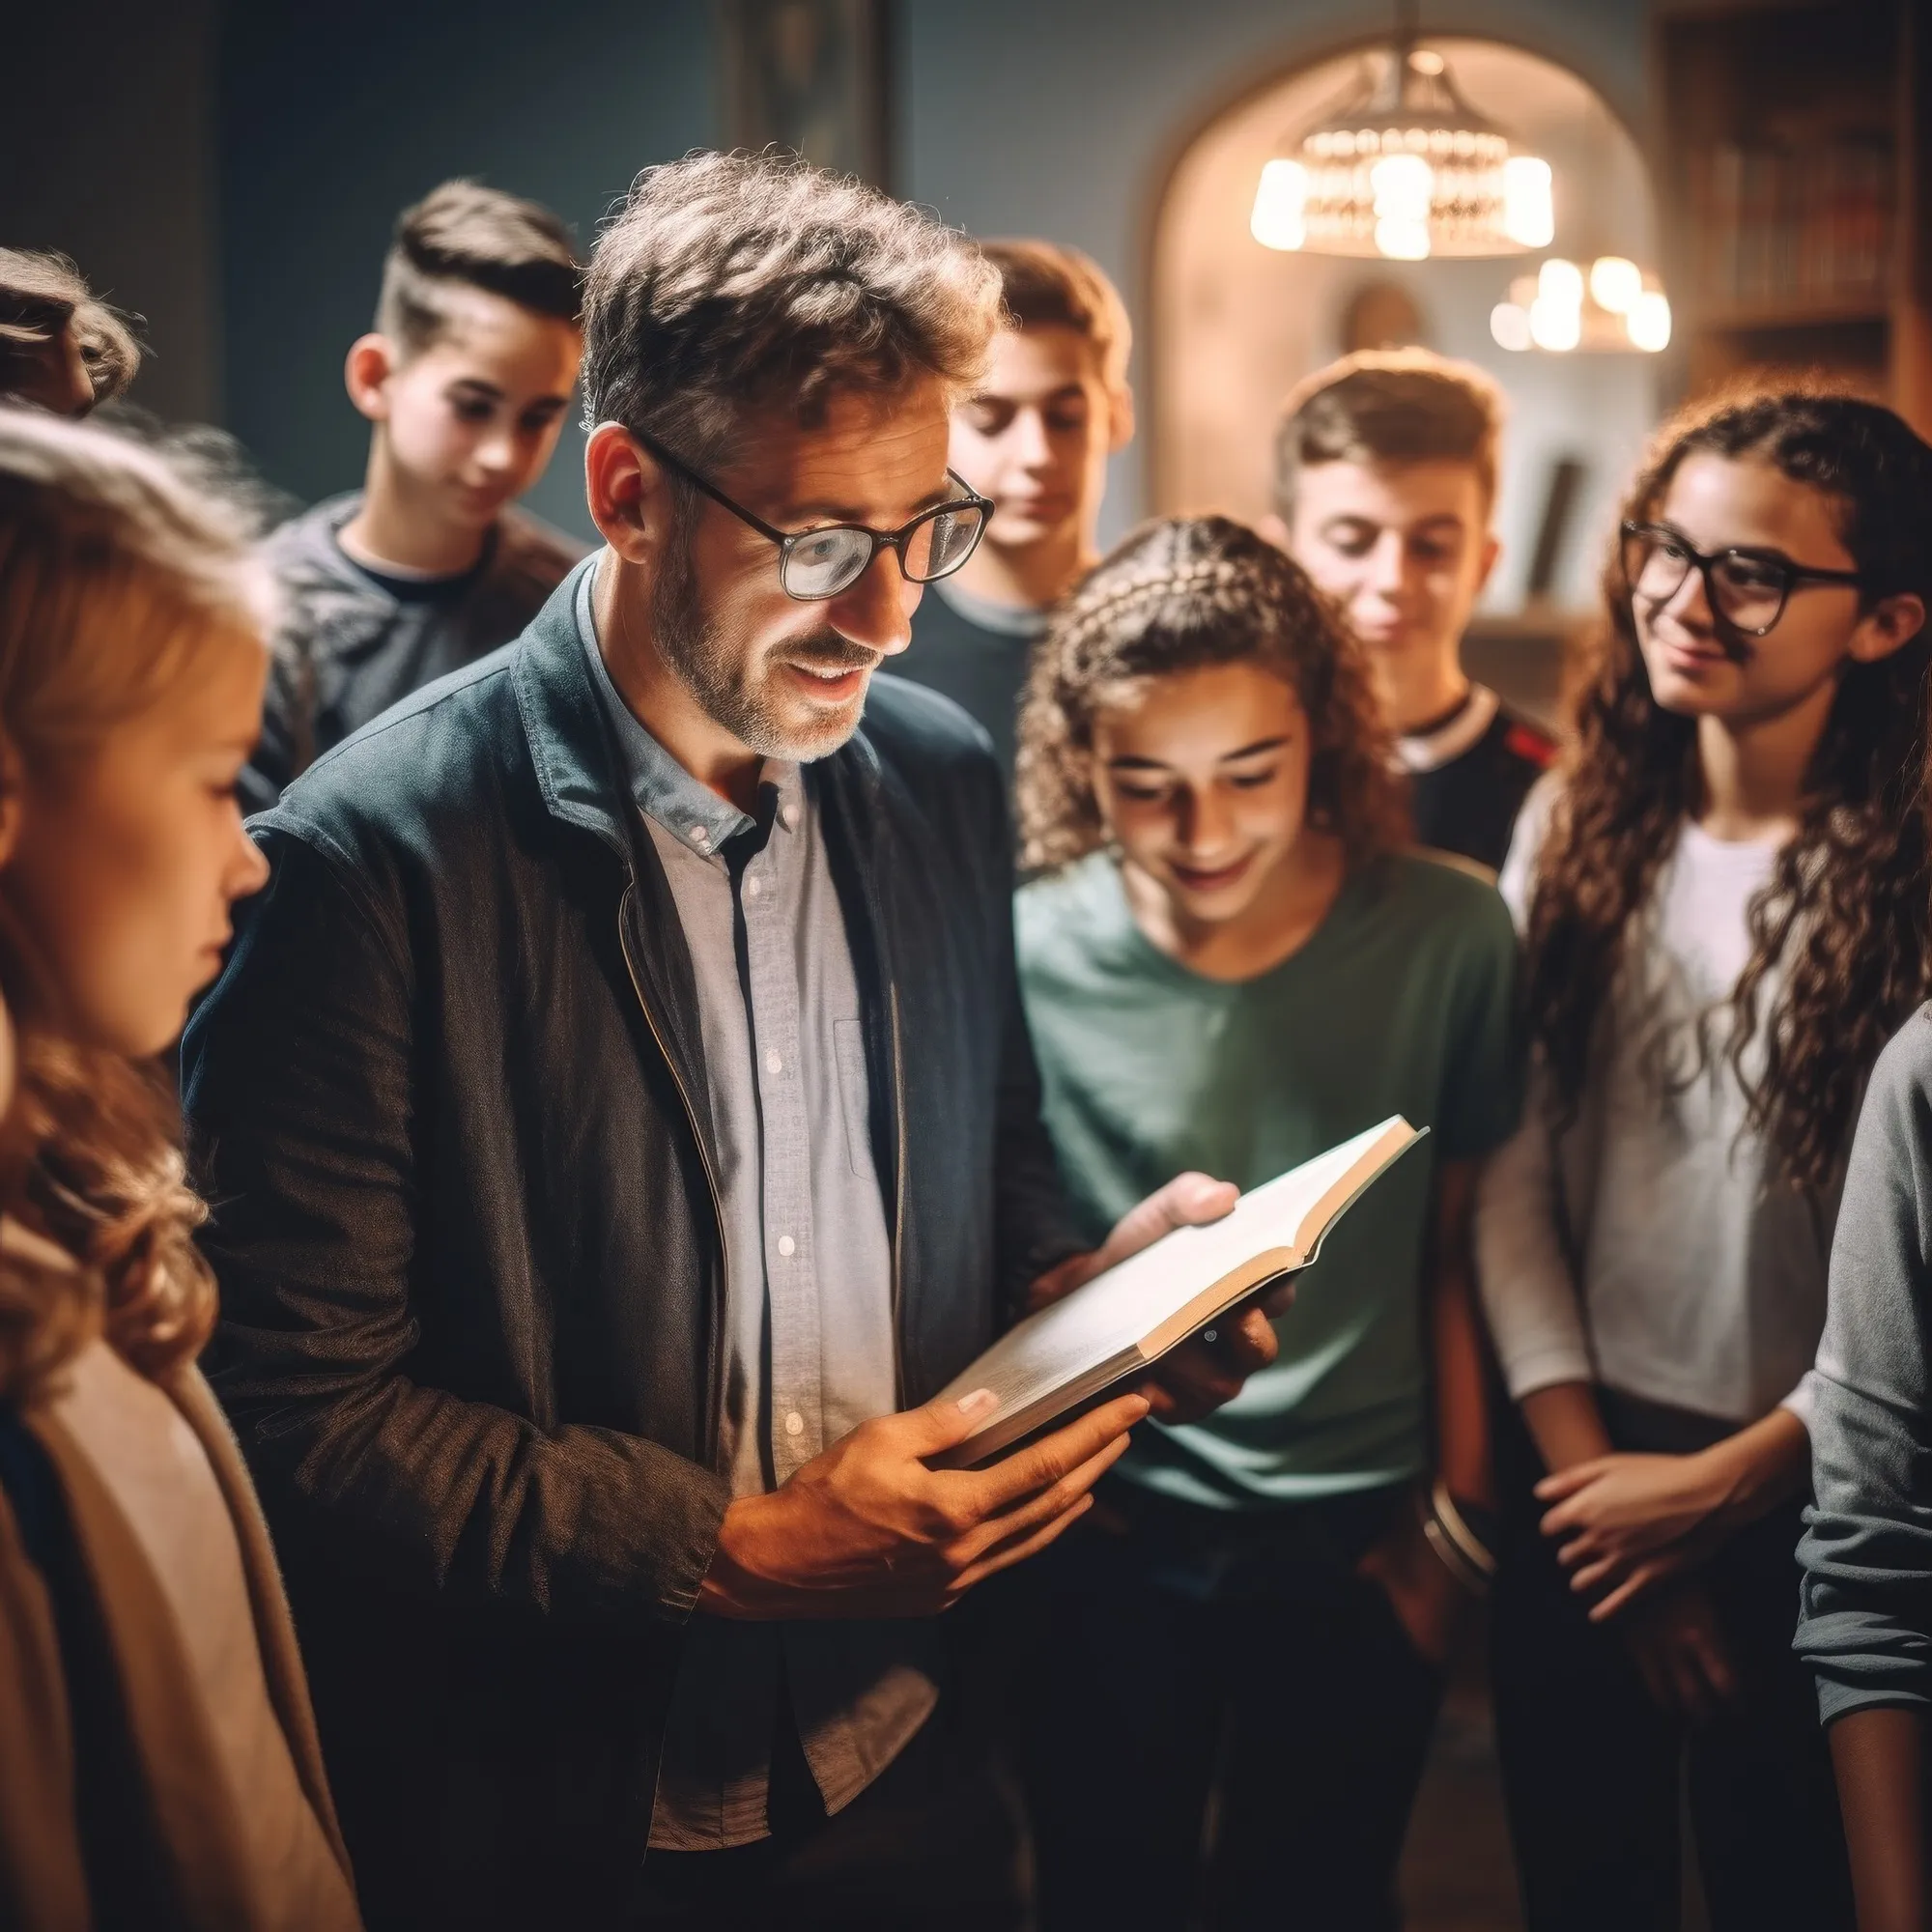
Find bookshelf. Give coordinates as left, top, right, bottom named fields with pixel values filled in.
left=1651, top=0, right=1930, bottom=436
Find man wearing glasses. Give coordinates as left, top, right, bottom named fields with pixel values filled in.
left=185, top=153, right=1268, bottom=1930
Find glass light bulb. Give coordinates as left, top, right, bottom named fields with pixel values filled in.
left=1538, top=257, right=1584, bottom=308
left=1251, top=158, right=1309, bottom=251
left=1371, top=151, right=1434, bottom=223
left=1627, top=289, right=1672, bottom=353
left=1503, top=156, right=1554, bottom=248
left=1589, top=255, right=1642, bottom=314
left=1375, top=216, right=1431, bottom=261
left=1528, top=295, right=1581, bottom=352
left=1491, top=302, right=1533, bottom=352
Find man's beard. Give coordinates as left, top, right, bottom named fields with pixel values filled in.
left=650, top=544, right=877, bottom=762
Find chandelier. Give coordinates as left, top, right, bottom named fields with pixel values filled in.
left=1251, top=9, right=1554, bottom=261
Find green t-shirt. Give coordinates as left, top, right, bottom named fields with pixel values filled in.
left=1015, top=849, right=1524, bottom=1508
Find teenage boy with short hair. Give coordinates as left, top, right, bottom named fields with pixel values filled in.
left=1268, top=348, right=1553, bottom=875
left=895, top=239, right=1133, bottom=781
left=246, top=179, right=586, bottom=807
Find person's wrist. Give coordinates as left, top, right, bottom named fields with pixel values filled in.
left=1685, top=1439, right=1750, bottom=1533
left=696, top=1492, right=794, bottom=1619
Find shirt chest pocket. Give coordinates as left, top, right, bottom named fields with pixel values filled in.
left=833, top=1019, right=873, bottom=1179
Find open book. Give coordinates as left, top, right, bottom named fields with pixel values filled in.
left=933, top=1116, right=1424, bottom=1467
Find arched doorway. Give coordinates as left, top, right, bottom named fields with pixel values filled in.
left=1149, top=38, right=1662, bottom=618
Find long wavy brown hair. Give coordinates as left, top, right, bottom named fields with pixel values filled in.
left=0, top=411, right=273, bottom=1406
left=1526, top=389, right=1932, bottom=1191
left=1017, top=515, right=1407, bottom=872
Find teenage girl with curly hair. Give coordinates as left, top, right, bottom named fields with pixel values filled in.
left=1476, top=388, right=1932, bottom=1931
left=0, top=411, right=361, bottom=1929
left=1008, top=514, right=1524, bottom=1929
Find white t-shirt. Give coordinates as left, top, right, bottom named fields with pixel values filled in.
left=1476, top=779, right=1831, bottom=1425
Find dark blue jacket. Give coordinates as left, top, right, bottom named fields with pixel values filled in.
left=184, top=564, right=1075, bottom=1926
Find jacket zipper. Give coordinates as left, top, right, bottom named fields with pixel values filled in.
left=616, top=883, right=729, bottom=1465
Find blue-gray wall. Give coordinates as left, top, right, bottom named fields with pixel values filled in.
left=217, top=0, right=1650, bottom=545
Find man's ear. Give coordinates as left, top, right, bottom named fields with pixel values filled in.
left=1107, top=382, right=1136, bottom=455
left=344, top=334, right=399, bottom=424
left=1849, top=590, right=1928, bottom=667
left=584, top=421, right=675, bottom=566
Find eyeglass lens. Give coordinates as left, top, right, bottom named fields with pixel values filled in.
left=1623, top=526, right=1788, bottom=633
left=781, top=502, right=987, bottom=599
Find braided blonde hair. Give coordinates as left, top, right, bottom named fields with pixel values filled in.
left=1016, top=515, right=1407, bottom=873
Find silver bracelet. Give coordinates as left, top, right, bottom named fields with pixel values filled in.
left=1419, top=1479, right=1497, bottom=1599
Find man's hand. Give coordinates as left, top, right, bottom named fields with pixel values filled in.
left=1622, top=1579, right=1737, bottom=1720
left=1357, top=1494, right=1464, bottom=1669
left=696, top=1386, right=1148, bottom=1619
left=1030, top=1172, right=1278, bottom=1425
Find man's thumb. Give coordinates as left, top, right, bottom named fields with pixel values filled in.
left=1102, top=1171, right=1238, bottom=1266
left=904, top=1386, right=1000, bottom=1456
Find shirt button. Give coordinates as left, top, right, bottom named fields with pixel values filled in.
left=777, top=1235, right=796, bottom=1257
left=689, top=824, right=710, bottom=848
left=764, top=1048, right=783, bottom=1075
left=784, top=1411, right=806, bottom=1437
left=745, top=876, right=761, bottom=899
left=781, top=802, right=800, bottom=830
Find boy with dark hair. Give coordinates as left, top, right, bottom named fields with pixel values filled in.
left=1268, top=348, right=1552, bottom=875
left=895, top=238, right=1133, bottom=781
left=246, top=179, right=586, bottom=807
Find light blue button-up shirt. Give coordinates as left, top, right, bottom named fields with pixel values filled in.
left=577, top=563, right=936, bottom=1850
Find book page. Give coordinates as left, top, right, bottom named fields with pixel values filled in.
left=937, top=1117, right=1417, bottom=1428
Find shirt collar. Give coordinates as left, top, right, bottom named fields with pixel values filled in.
left=574, top=560, right=804, bottom=858
left=1395, top=682, right=1498, bottom=775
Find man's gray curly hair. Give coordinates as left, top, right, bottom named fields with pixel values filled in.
left=582, top=151, right=1003, bottom=470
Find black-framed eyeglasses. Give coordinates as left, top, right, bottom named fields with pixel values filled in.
left=638, top=431, right=993, bottom=602
left=1619, top=521, right=1865, bottom=638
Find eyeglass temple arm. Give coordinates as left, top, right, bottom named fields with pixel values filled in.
left=1628, top=524, right=1864, bottom=589
left=637, top=429, right=989, bottom=546
left=632, top=430, right=792, bottom=544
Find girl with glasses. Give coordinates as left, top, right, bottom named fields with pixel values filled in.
left=1476, top=389, right=1932, bottom=1931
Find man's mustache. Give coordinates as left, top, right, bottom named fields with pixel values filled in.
left=774, top=629, right=881, bottom=676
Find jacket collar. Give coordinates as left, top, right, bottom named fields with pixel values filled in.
left=513, top=554, right=637, bottom=855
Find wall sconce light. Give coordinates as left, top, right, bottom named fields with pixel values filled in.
left=1491, top=255, right=1671, bottom=354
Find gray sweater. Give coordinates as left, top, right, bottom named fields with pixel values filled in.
left=1795, top=1004, right=1932, bottom=1723
left=244, top=494, right=584, bottom=810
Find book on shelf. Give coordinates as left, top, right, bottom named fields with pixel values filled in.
left=931, top=1117, right=1425, bottom=1468
left=1696, top=134, right=1893, bottom=312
